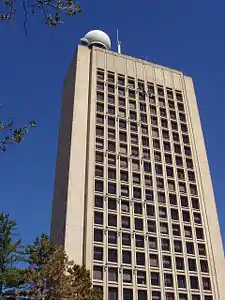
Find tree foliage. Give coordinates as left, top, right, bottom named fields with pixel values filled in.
left=0, top=115, right=36, bottom=152
left=0, top=215, right=102, bottom=300
left=0, top=0, right=81, bottom=30
left=0, top=213, right=26, bottom=296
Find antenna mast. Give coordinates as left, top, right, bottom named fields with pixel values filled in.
left=117, top=29, right=122, bottom=54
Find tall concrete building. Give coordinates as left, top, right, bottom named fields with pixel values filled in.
left=51, top=30, right=225, bottom=300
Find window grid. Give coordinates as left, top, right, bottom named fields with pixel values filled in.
left=92, top=68, right=213, bottom=300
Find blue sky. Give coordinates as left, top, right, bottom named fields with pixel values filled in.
left=1, top=0, right=225, bottom=248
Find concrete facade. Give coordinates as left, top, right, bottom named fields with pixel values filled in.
left=51, top=44, right=225, bottom=300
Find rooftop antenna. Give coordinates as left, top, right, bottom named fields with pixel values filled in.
left=117, top=29, right=122, bottom=54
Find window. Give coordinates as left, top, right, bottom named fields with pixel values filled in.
left=177, top=169, right=185, bottom=180
left=152, top=291, right=161, bottom=300
left=133, top=173, right=141, bottom=185
left=173, top=132, right=179, bottom=142
left=165, top=153, right=172, bottom=164
left=97, top=69, right=104, bottom=80
left=186, top=242, right=195, bottom=254
left=108, top=182, right=116, bottom=194
left=122, top=250, right=131, bottom=264
left=132, top=159, right=140, bottom=171
left=133, top=187, right=142, bottom=199
left=146, top=204, right=155, bottom=216
left=95, top=165, right=104, bottom=177
left=135, top=218, right=143, bottom=231
left=151, top=272, right=160, bottom=286
left=181, top=196, right=188, bottom=207
left=108, top=168, right=116, bottom=180
left=93, top=266, right=103, bottom=280
left=108, top=141, right=116, bottom=152
left=163, top=256, right=172, bottom=269
left=203, top=278, right=211, bottom=290
left=108, top=129, right=116, bottom=140
left=108, top=249, right=117, bottom=262
left=182, top=211, right=190, bottom=222
left=108, top=84, right=115, bottom=94
left=94, top=229, right=103, bottom=242
left=184, top=146, right=191, bottom=156
left=108, top=197, right=117, bottom=210
left=121, top=185, right=129, bottom=197
left=137, top=271, right=146, bottom=284
left=171, top=208, right=179, bottom=220
left=142, top=137, right=149, bottom=147
left=108, top=231, right=117, bottom=244
left=183, top=134, right=189, bottom=144
left=95, top=180, right=103, bottom=192
left=171, top=121, right=178, bottom=130
left=168, top=180, right=175, bottom=192
left=118, top=87, right=125, bottom=97
left=123, top=269, right=132, bottom=283
left=160, top=222, right=169, bottom=234
left=123, top=289, right=133, bottom=300
left=108, top=94, right=115, bottom=104
left=166, top=166, right=174, bottom=177
left=141, top=114, right=147, bottom=123
left=169, top=194, right=177, bottom=205
left=119, top=108, right=126, bottom=118
left=172, top=224, right=180, bottom=236
left=187, top=158, right=193, bottom=169
left=95, top=195, right=103, bottom=208
left=144, top=161, right=151, bottom=173
left=153, top=139, right=160, bottom=149
left=136, top=252, right=145, bottom=265
left=176, top=257, right=184, bottom=270
left=134, top=203, right=143, bottom=215
left=120, top=170, right=128, bottom=182
left=128, top=89, right=135, bottom=99
left=168, top=100, right=175, bottom=109
left=121, top=201, right=129, bottom=213
left=148, top=220, right=156, bottom=233
left=120, top=157, right=128, bottom=168
left=170, top=110, right=176, bottom=120
left=164, top=141, right=171, bottom=152
left=149, top=237, right=158, bottom=250
left=156, top=177, right=164, bottom=189
left=130, top=111, right=137, bottom=120
left=158, top=191, right=166, bottom=203
left=159, top=206, right=167, bottom=218
left=94, top=211, right=103, bottom=225
left=174, top=240, right=183, bottom=253
left=164, top=273, right=173, bottom=287
left=161, top=238, right=170, bottom=251
left=145, top=175, right=152, bottom=187
left=108, top=267, right=118, bottom=282
left=190, top=184, right=198, bottom=196
left=108, top=105, right=115, bottom=115
left=177, top=275, right=186, bottom=288
left=159, top=97, right=165, bottom=107
left=120, top=143, right=127, bottom=154
left=192, top=198, right=200, bottom=209
left=176, top=156, right=183, bottom=166
left=131, top=146, right=139, bottom=157
left=95, top=151, right=104, bottom=163
left=94, top=247, right=103, bottom=261
left=188, top=258, right=196, bottom=271
left=108, top=287, right=118, bottom=300
left=174, top=144, right=181, bottom=154
left=184, top=226, right=192, bottom=238
left=192, top=296, right=200, bottom=300
left=122, top=216, right=130, bottom=229
left=138, top=290, right=147, bottom=300
left=196, top=227, right=204, bottom=240
left=143, top=148, right=150, bottom=159
left=200, top=260, right=209, bottom=273
left=166, top=293, right=175, bottom=300
left=96, top=138, right=104, bottom=150
left=108, top=214, right=117, bottom=227
left=150, top=254, right=158, bottom=267
left=179, top=294, right=187, bottom=300
left=97, top=81, right=104, bottom=91
left=108, top=154, right=116, bottom=166
left=136, top=235, right=144, bottom=248
left=155, top=164, right=163, bottom=175
left=122, top=233, right=131, bottom=246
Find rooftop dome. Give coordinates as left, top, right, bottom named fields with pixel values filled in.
left=80, top=30, right=111, bottom=50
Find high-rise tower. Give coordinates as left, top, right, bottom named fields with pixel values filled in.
left=51, top=30, right=225, bottom=300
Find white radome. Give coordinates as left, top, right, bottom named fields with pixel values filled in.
left=81, top=30, right=111, bottom=49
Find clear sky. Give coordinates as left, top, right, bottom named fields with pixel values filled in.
left=1, top=0, right=225, bottom=249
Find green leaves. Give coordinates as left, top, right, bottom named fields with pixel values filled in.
left=0, top=117, right=36, bottom=152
